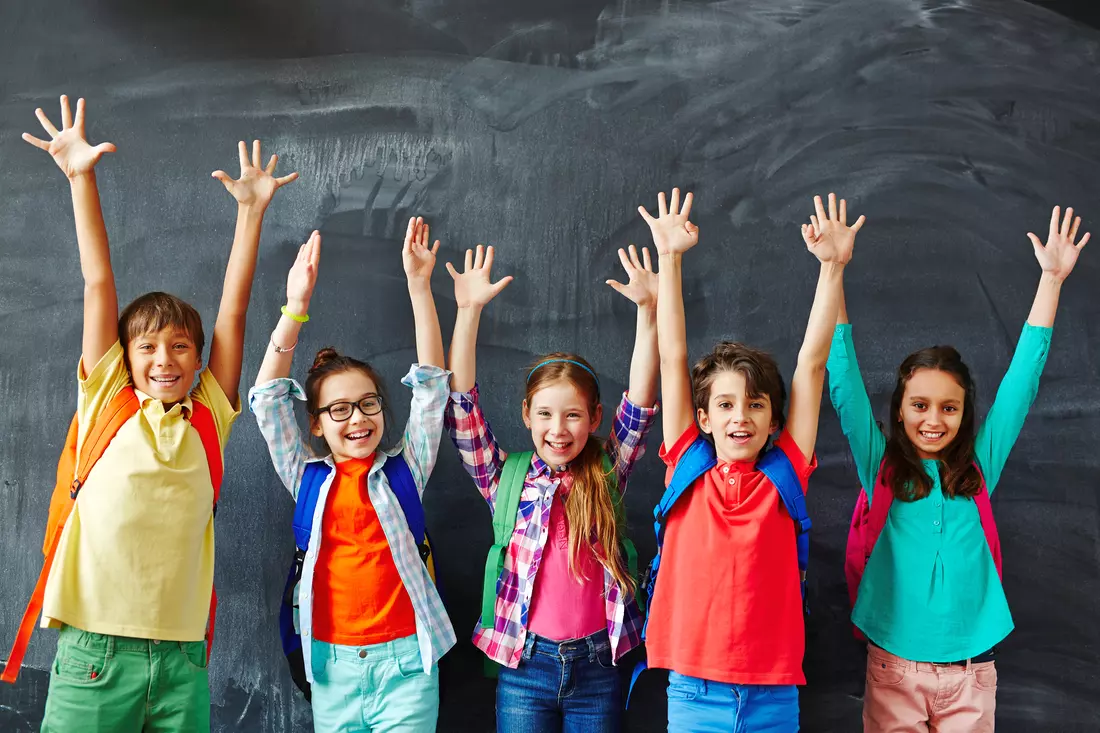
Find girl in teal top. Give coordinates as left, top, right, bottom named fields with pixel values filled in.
left=827, top=206, right=1089, bottom=732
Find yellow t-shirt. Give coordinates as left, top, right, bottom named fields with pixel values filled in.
left=41, top=341, right=240, bottom=641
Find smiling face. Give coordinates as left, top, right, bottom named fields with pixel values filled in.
left=523, top=379, right=603, bottom=469
left=697, top=369, right=779, bottom=463
left=310, top=369, right=385, bottom=463
left=125, top=327, right=202, bottom=405
left=898, top=367, right=966, bottom=459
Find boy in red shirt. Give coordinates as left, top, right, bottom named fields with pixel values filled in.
left=640, top=189, right=864, bottom=730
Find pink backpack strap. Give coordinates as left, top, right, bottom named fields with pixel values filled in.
left=972, top=464, right=1003, bottom=580
left=864, top=468, right=895, bottom=555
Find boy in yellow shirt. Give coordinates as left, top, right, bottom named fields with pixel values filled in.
left=20, top=95, right=298, bottom=732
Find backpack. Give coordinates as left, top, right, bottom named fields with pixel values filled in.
left=627, top=434, right=810, bottom=704
left=2, top=386, right=223, bottom=684
left=480, top=451, right=636, bottom=677
left=481, top=451, right=637, bottom=628
left=279, top=452, right=437, bottom=701
left=844, top=461, right=1002, bottom=640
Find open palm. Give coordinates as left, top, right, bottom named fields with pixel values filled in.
left=638, top=188, right=699, bottom=255
left=23, top=96, right=116, bottom=179
left=212, top=140, right=298, bottom=209
left=286, top=231, right=321, bottom=310
left=445, top=245, right=513, bottom=308
left=606, top=245, right=657, bottom=308
left=801, top=193, right=864, bottom=265
left=1028, top=206, right=1089, bottom=282
left=402, top=216, right=440, bottom=282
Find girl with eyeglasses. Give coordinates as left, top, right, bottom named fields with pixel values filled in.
left=249, top=219, right=455, bottom=733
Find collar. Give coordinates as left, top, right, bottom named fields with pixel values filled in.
left=133, top=388, right=194, bottom=418
left=716, top=457, right=760, bottom=476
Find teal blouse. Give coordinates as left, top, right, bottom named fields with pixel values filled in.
left=827, top=323, right=1051, bottom=662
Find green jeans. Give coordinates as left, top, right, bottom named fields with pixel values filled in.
left=42, top=625, right=210, bottom=733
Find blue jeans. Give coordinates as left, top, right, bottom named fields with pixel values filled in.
left=496, top=630, right=620, bottom=733
left=666, top=672, right=799, bottom=733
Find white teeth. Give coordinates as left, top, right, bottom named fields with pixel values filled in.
left=547, top=441, right=570, bottom=450
left=731, top=432, right=751, bottom=438
left=920, top=431, right=945, bottom=439
left=346, top=431, right=372, bottom=440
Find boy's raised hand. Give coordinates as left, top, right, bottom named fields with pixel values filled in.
left=287, top=230, right=321, bottom=314
left=212, top=140, right=298, bottom=210
left=606, top=245, right=657, bottom=308
left=445, top=245, right=513, bottom=309
left=402, top=216, right=441, bottom=283
left=23, top=96, right=116, bottom=179
left=801, top=192, right=865, bottom=265
left=1028, top=206, right=1089, bottom=282
left=638, top=188, right=699, bottom=256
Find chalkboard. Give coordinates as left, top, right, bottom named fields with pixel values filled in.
left=1, top=1, right=1098, bottom=731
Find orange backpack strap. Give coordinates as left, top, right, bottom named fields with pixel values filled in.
left=187, top=400, right=223, bottom=661
left=2, top=387, right=140, bottom=684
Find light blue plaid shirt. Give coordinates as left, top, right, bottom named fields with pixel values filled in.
left=248, top=364, right=456, bottom=679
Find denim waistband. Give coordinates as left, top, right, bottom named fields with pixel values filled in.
left=312, top=633, right=419, bottom=663
left=522, top=629, right=610, bottom=661
left=59, top=624, right=203, bottom=654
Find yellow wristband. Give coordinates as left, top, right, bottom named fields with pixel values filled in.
left=281, top=305, right=310, bottom=323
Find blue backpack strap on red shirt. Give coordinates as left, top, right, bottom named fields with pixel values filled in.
left=627, top=435, right=810, bottom=707
left=757, top=446, right=812, bottom=608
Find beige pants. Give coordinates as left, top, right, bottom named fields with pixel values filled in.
left=863, top=644, right=996, bottom=733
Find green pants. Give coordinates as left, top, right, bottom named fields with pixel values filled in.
left=42, top=625, right=210, bottom=733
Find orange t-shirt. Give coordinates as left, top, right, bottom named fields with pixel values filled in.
left=644, top=425, right=816, bottom=685
left=311, top=456, right=417, bottom=646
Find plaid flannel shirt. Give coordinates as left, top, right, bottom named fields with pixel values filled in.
left=249, top=364, right=457, bottom=680
left=444, top=383, right=658, bottom=668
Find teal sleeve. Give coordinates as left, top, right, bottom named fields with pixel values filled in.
left=974, top=324, right=1052, bottom=494
left=826, top=324, right=887, bottom=502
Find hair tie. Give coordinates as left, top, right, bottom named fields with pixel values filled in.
left=527, top=358, right=599, bottom=388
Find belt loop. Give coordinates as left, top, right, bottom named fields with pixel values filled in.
left=965, top=657, right=973, bottom=674
left=587, top=634, right=597, bottom=663
left=105, top=633, right=115, bottom=661
left=522, top=634, right=536, bottom=661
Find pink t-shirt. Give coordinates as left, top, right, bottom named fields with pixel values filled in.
left=527, top=473, right=607, bottom=641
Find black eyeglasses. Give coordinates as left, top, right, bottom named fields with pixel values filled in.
left=314, top=395, right=383, bottom=422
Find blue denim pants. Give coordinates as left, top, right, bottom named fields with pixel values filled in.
left=667, top=672, right=799, bottom=733
left=496, top=629, right=620, bottom=733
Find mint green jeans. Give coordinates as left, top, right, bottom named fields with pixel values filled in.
left=310, top=634, right=439, bottom=732
left=42, top=625, right=209, bottom=733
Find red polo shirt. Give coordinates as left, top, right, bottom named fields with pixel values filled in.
left=644, top=424, right=815, bottom=685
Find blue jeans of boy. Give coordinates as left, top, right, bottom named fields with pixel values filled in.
left=667, top=672, right=799, bottom=732
left=496, top=630, right=620, bottom=733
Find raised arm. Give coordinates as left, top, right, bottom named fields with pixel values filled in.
left=209, top=140, right=299, bottom=400
left=787, top=193, right=865, bottom=462
left=23, top=96, right=118, bottom=370
left=445, top=245, right=513, bottom=393
left=976, top=205, right=1088, bottom=491
left=606, top=244, right=659, bottom=407
left=255, top=230, right=321, bottom=385
left=1025, top=205, right=1089, bottom=328
left=639, top=188, right=699, bottom=445
left=402, top=217, right=445, bottom=369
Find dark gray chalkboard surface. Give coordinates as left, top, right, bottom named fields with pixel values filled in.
left=2, top=1, right=1098, bottom=731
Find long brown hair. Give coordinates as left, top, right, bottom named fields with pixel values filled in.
left=304, top=347, right=392, bottom=454
left=525, top=353, right=634, bottom=595
left=884, top=346, right=982, bottom=500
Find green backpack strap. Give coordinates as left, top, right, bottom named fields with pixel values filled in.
left=603, top=453, right=637, bottom=581
left=481, top=451, right=533, bottom=629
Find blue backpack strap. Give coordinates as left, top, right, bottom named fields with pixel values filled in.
left=628, top=434, right=716, bottom=708
left=757, top=446, right=811, bottom=610
left=382, top=451, right=426, bottom=548
left=292, top=462, right=332, bottom=552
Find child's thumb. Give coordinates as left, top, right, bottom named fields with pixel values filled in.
left=444, top=261, right=460, bottom=279
left=94, top=142, right=117, bottom=155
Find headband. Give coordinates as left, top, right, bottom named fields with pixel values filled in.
left=527, top=358, right=599, bottom=388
